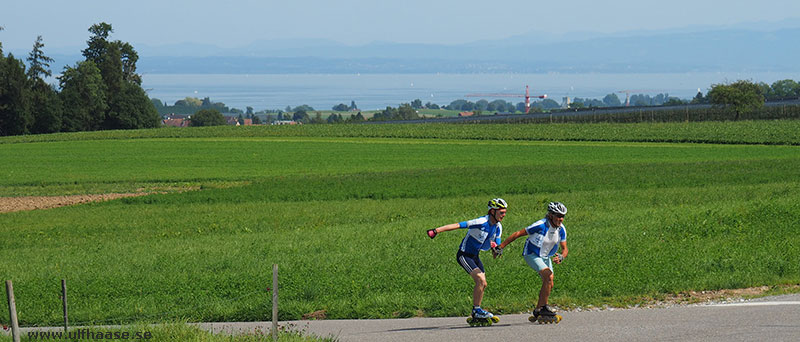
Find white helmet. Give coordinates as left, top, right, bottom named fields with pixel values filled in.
left=547, top=202, right=567, bottom=215
left=488, top=198, right=508, bottom=210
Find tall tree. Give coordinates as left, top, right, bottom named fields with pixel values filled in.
left=105, top=81, right=160, bottom=129
left=27, top=36, right=54, bottom=80
left=0, top=53, right=32, bottom=136
left=82, top=23, right=112, bottom=63
left=59, top=61, right=107, bottom=131
left=26, top=36, right=63, bottom=134
left=81, top=22, right=154, bottom=130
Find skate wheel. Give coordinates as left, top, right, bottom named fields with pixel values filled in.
left=490, top=316, right=500, bottom=323
left=528, top=315, right=537, bottom=322
left=466, top=317, right=472, bottom=324
left=537, top=316, right=555, bottom=324
left=555, top=315, right=562, bottom=323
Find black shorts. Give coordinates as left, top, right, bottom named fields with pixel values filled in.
left=456, top=250, right=484, bottom=274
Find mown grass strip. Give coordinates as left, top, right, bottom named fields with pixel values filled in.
left=1, top=138, right=796, bottom=193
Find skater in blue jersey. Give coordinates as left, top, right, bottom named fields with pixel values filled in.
left=496, top=202, right=568, bottom=323
left=426, top=198, right=507, bottom=324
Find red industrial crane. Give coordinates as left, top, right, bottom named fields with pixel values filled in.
left=616, top=89, right=664, bottom=107
left=466, top=85, right=547, bottom=114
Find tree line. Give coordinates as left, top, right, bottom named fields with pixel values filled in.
left=0, top=23, right=159, bottom=136
left=151, top=96, right=240, bottom=116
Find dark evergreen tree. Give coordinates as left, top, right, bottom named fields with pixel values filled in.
left=26, top=36, right=63, bottom=134
left=0, top=53, right=32, bottom=136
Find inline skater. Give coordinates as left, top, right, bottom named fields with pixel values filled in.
left=427, top=198, right=507, bottom=326
left=496, top=202, right=568, bottom=324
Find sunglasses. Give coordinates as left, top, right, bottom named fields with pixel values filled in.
left=552, top=213, right=565, bottom=218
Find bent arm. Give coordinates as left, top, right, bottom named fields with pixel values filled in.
left=554, top=241, right=568, bottom=264
left=499, top=228, right=528, bottom=249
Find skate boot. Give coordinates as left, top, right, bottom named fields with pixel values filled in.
left=531, top=305, right=562, bottom=324
left=466, top=307, right=500, bottom=326
left=528, top=307, right=541, bottom=322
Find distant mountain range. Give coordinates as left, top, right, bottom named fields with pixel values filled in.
left=23, top=23, right=800, bottom=74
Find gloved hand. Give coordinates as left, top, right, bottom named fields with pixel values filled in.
left=491, top=246, right=503, bottom=258
left=553, top=253, right=564, bottom=264
left=427, top=229, right=438, bottom=239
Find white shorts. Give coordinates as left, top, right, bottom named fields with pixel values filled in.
left=524, top=254, right=553, bottom=273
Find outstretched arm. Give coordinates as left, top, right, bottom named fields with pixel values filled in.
left=427, top=223, right=460, bottom=238
left=499, top=228, right=528, bottom=249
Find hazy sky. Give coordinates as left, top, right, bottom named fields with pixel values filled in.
left=3, top=0, right=800, bottom=52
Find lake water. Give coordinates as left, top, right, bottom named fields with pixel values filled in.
left=141, top=72, right=800, bottom=111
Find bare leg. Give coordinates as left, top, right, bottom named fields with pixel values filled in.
left=470, top=269, right=487, bottom=306
left=537, top=268, right=553, bottom=308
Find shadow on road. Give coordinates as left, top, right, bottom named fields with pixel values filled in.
left=386, top=322, right=528, bottom=333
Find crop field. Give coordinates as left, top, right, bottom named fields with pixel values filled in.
left=1, top=121, right=799, bottom=327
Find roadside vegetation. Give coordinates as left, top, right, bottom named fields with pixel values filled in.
left=1, top=321, right=336, bottom=341
left=1, top=121, right=799, bottom=327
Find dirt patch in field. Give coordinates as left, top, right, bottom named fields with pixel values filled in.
left=302, top=310, right=327, bottom=320
left=0, top=193, right=149, bottom=213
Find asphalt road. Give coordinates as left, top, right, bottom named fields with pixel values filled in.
left=8, top=294, right=799, bottom=341
left=200, top=294, right=800, bottom=342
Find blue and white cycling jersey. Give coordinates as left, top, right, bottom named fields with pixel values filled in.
left=522, top=217, right=566, bottom=257
left=458, top=215, right=502, bottom=255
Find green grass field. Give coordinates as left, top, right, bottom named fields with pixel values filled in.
left=1, top=121, right=799, bottom=327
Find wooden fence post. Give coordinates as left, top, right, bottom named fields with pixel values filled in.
left=61, top=279, right=68, bottom=333
left=5, top=280, right=20, bottom=342
left=272, top=264, right=278, bottom=341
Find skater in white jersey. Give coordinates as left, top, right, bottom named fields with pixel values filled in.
left=496, top=202, right=568, bottom=323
